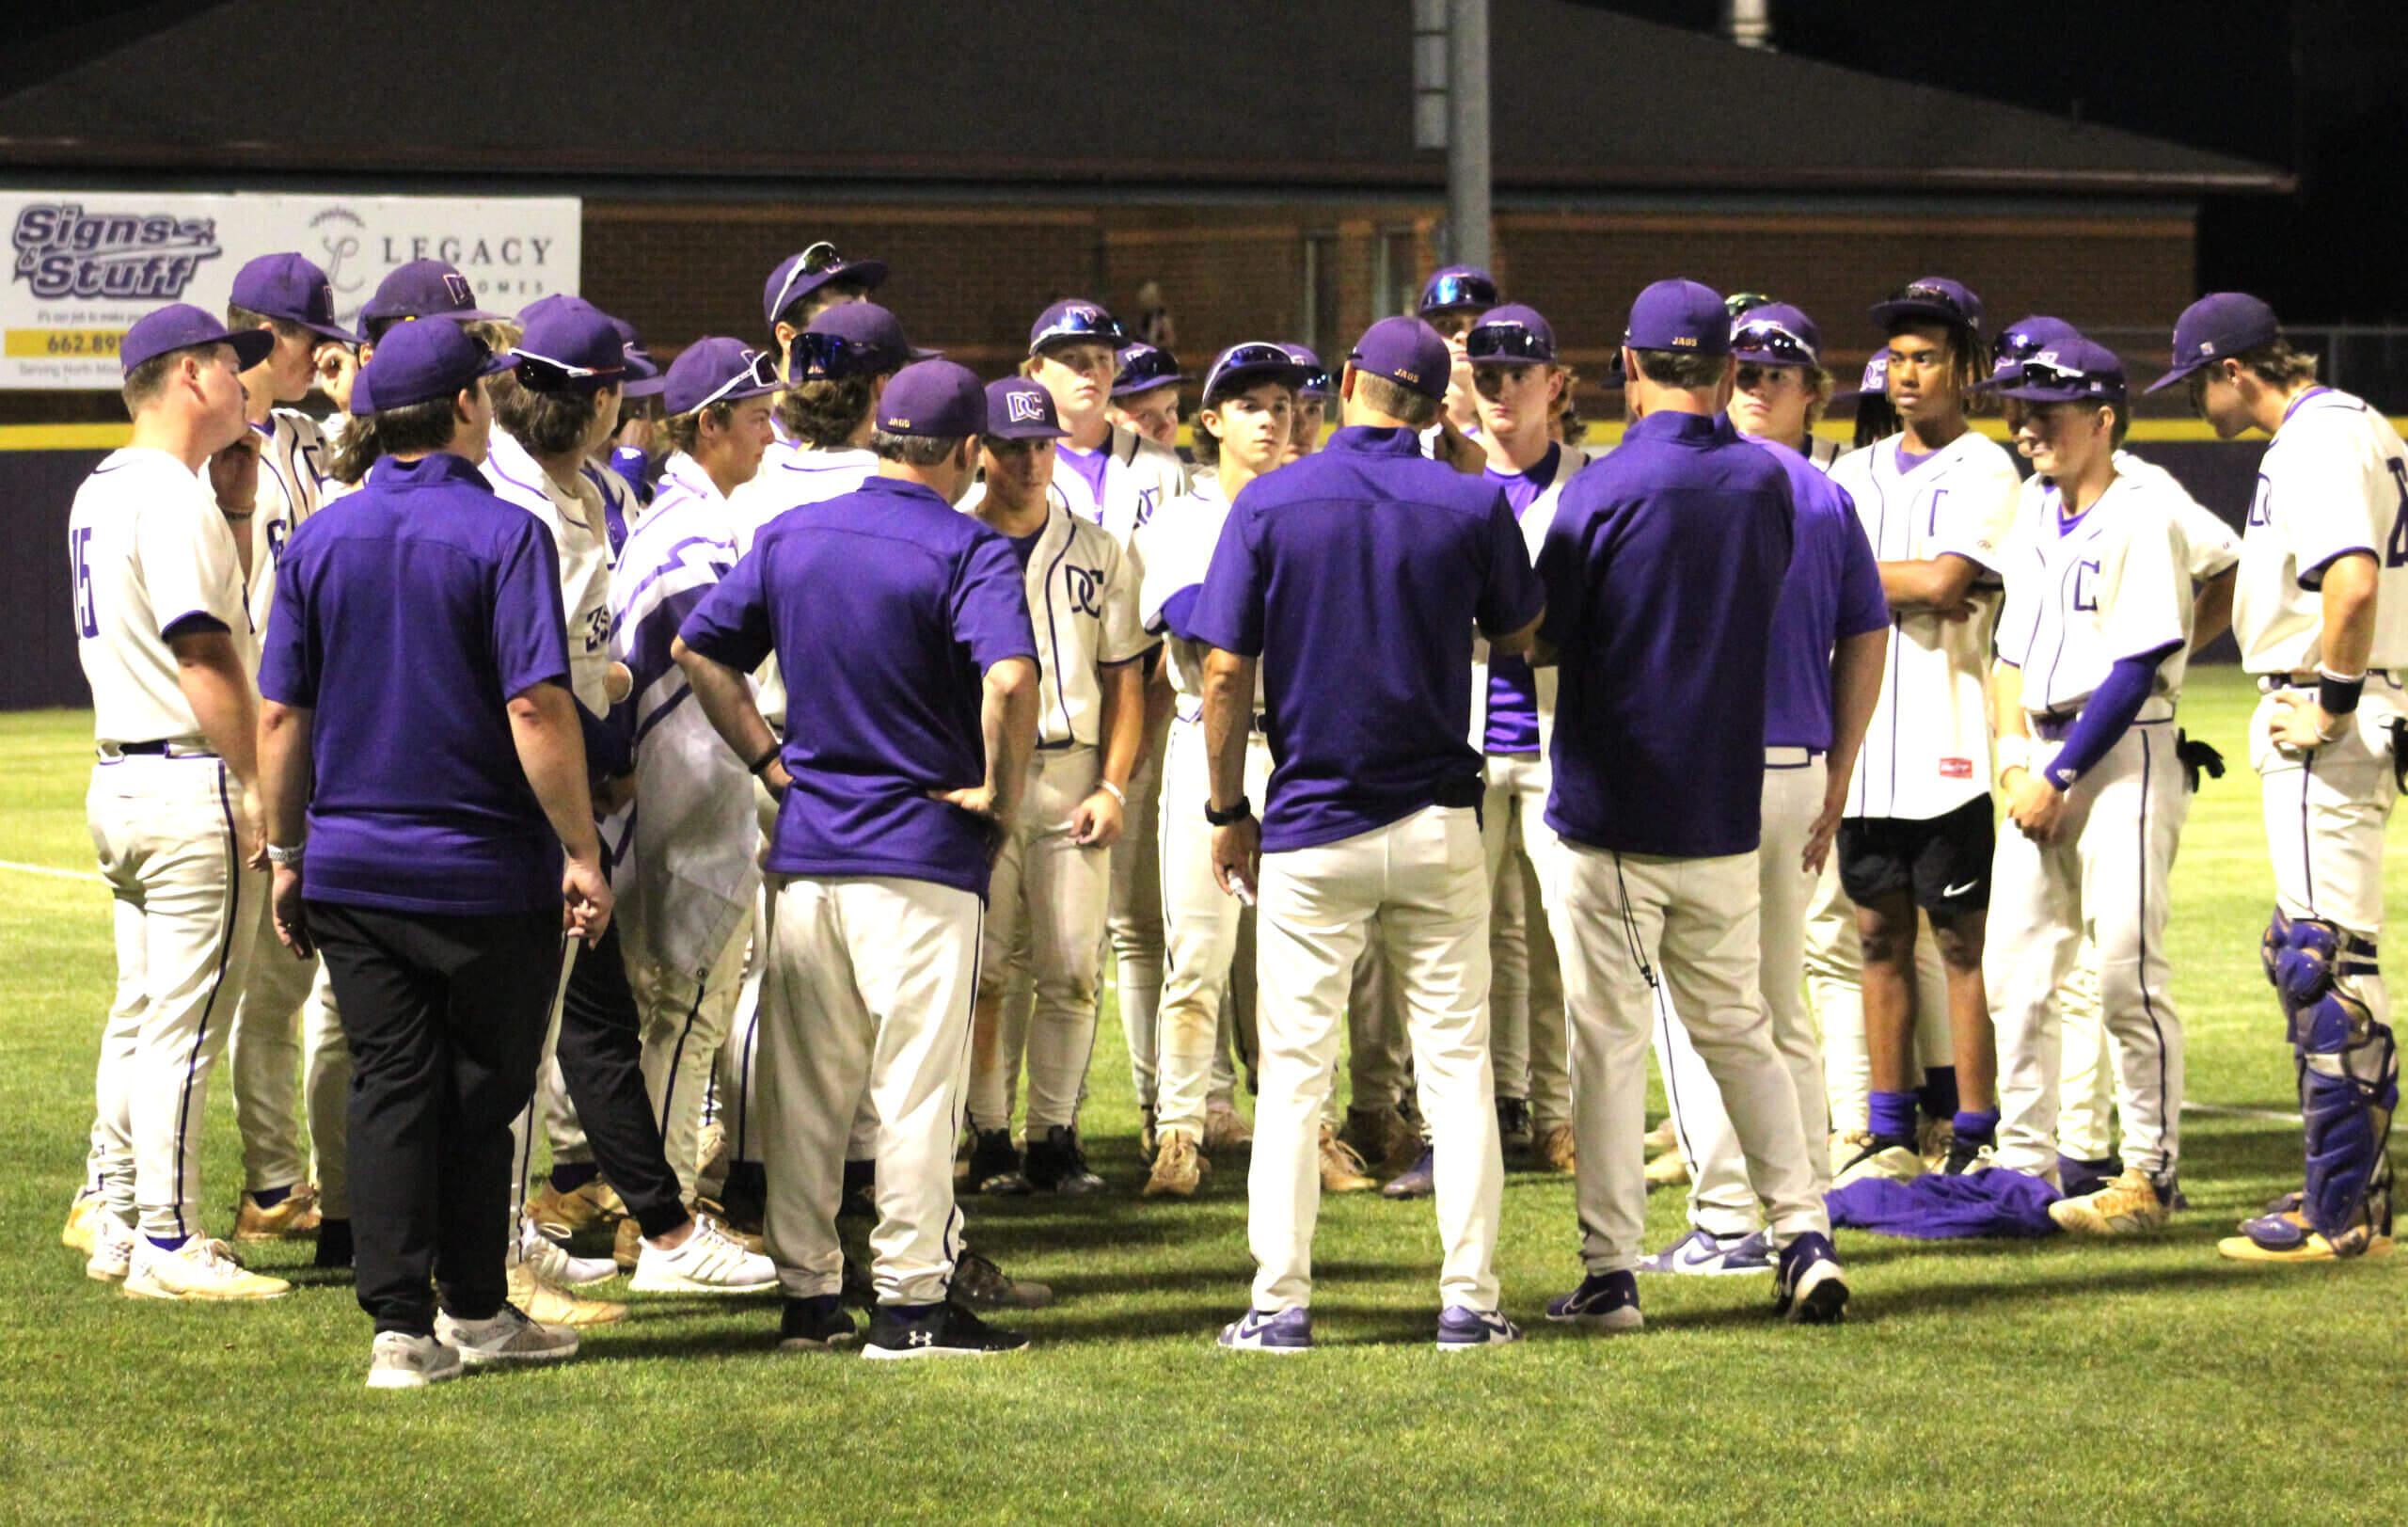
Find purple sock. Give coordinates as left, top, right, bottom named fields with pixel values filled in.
left=250, top=1183, right=293, bottom=1210
left=1952, top=1107, right=2000, bottom=1145
left=549, top=1161, right=601, bottom=1194
left=1919, top=1066, right=1959, bottom=1121
left=1869, top=1090, right=1919, bottom=1142
left=147, top=1234, right=186, bottom=1253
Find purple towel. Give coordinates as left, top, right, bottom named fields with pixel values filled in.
left=1826, top=1169, right=2063, bottom=1238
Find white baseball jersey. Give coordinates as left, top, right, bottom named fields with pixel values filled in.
left=1053, top=423, right=1188, bottom=549
left=2232, top=388, right=2408, bottom=675
left=1135, top=477, right=1261, bottom=709
left=2111, top=450, right=2242, bottom=581
left=243, top=408, right=329, bottom=637
left=1829, top=429, right=2020, bottom=819
left=1995, top=471, right=2195, bottom=716
left=730, top=442, right=876, bottom=556
left=990, top=500, right=1148, bottom=747
left=485, top=429, right=615, bottom=714
left=71, top=448, right=257, bottom=746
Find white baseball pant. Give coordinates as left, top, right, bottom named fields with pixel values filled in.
left=1109, top=730, right=1167, bottom=1105
left=1155, top=714, right=1273, bottom=1141
left=1556, top=838, right=1828, bottom=1275
left=757, top=874, right=981, bottom=1305
left=1989, top=721, right=2189, bottom=1180
left=85, top=753, right=261, bottom=1242
left=627, top=917, right=752, bottom=1203
left=1481, top=751, right=1572, bottom=1132
left=226, top=920, right=352, bottom=1211
left=2252, top=677, right=2401, bottom=981
left=1250, top=804, right=1503, bottom=1312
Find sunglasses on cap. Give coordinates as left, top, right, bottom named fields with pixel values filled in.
left=1293, top=366, right=1332, bottom=396
left=2015, top=358, right=2120, bottom=396
left=1723, top=291, right=1777, bottom=319
left=1202, top=342, right=1302, bottom=400
left=768, top=242, right=856, bottom=326
left=695, top=348, right=784, bottom=410
left=514, top=349, right=626, bottom=390
left=1992, top=326, right=2054, bottom=369
left=1465, top=322, right=1554, bottom=363
left=1420, top=271, right=1499, bottom=312
left=796, top=330, right=901, bottom=381
left=1033, top=307, right=1127, bottom=352
left=1888, top=281, right=1975, bottom=326
left=1730, top=319, right=1817, bottom=366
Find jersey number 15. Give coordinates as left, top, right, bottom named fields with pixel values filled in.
left=71, top=527, right=99, bottom=638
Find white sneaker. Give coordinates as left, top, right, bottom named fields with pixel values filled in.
left=86, top=1214, right=135, bottom=1282
left=628, top=1214, right=779, bottom=1295
left=436, top=1304, right=579, bottom=1367
left=367, top=1330, right=465, bottom=1390
left=519, top=1217, right=619, bottom=1288
left=124, top=1236, right=291, bottom=1301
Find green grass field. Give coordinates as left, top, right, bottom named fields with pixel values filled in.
left=2, top=666, right=2400, bottom=1526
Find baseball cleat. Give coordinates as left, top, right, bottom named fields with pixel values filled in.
left=436, top=1303, right=579, bottom=1367
left=508, top=1260, right=627, bottom=1328
left=612, top=1217, right=642, bottom=1273
left=1317, top=1126, right=1377, bottom=1193
left=1941, top=1137, right=1997, bottom=1176
left=1643, top=1116, right=1678, bottom=1155
left=1638, top=1227, right=1773, bottom=1277
left=1217, top=1307, right=1313, bottom=1354
left=629, top=1215, right=779, bottom=1296
left=1537, top=1123, right=1577, bottom=1174
left=777, top=1294, right=858, bottom=1353
left=1434, top=1306, right=1523, bottom=1352
left=1382, top=1147, right=1436, bottom=1200
left=1644, top=1149, right=1690, bottom=1190
left=2218, top=1204, right=2396, bottom=1263
left=1203, top=1098, right=1254, bottom=1153
left=1545, top=1270, right=1642, bottom=1331
left=695, top=1119, right=730, bottom=1200
left=86, top=1213, right=135, bottom=1283
left=233, top=1184, right=322, bottom=1242
left=1833, top=1136, right=1925, bottom=1188
left=2049, top=1168, right=2173, bottom=1236
left=954, top=1248, right=1053, bottom=1311
left=2244, top=1190, right=2304, bottom=1230
left=1024, top=1125, right=1107, bottom=1195
left=528, top=1178, right=624, bottom=1239
left=519, top=1217, right=618, bottom=1289
left=1829, top=1128, right=1874, bottom=1179
left=123, top=1237, right=292, bottom=1301
left=1773, top=1233, right=1848, bottom=1324
left=1917, top=1117, right=1956, bottom=1171
left=968, top=1127, right=1030, bottom=1196
left=863, top=1300, right=1029, bottom=1360
left=366, top=1330, right=464, bottom=1390
left=1496, top=1097, right=1534, bottom=1158
left=61, top=1188, right=100, bottom=1255
left=1144, top=1129, right=1207, bottom=1197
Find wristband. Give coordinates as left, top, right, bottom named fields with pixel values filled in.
left=1994, top=735, right=2030, bottom=782
left=264, top=842, right=305, bottom=867
left=749, top=742, right=783, bottom=776
left=2319, top=667, right=2365, bottom=718
left=1099, top=780, right=1125, bottom=806
left=1205, top=795, right=1252, bottom=827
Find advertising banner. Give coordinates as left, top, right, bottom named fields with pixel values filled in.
left=2, top=192, right=579, bottom=388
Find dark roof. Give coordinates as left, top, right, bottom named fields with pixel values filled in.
left=0, top=0, right=2288, bottom=197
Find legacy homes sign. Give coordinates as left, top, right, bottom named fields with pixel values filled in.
left=2, top=192, right=579, bottom=388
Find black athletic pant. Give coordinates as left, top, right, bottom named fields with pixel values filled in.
left=310, top=900, right=557, bottom=1337
left=557, top=921, right=688, bottom=1240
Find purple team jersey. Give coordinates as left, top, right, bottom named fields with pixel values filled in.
left=1538, top=410, right=1795, bottom=859
left=1482, top=443, right=1560, bottom=754
left=258, top=453, right=572, bottom=915
left=1753, top=437, right=1889, bottom=751
left=678, top=476, right=1038, bottom=898
left=1188, top=425, right=1545, bottom=852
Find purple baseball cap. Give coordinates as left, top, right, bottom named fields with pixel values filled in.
left=877, top=358, right=986, bottom=437
left=1202, top=341, right=1309, bottom=402
left=1280, top=343, right=1333, bottom=400
left=985, top=377, right=1069, bottom=440
left=350, top=317, right=512, bottom=416
left=608, top=315, right=665, bottom=397
left=1418, top=265, right=1500, bottom=318
left=1465, top=303, right=1558, bottom=367
left=1992, top=314, right=2083, bottom=373
left=1346, top=315, right=1450, bottom=402
left=662, top=338, right=781, bottom=418
left=1974, top=336, right=2126, bottom=404
left=1837, top=351, right=1889, bottom=402
left=1112, top=342, right=1189, bottom=398
left=514, top=300, right=626, bottom=391
left=763, top=242, right=889, bottom=330
left=359, top=259, right=499, bottom=326
left=2144, top=293, right=2283, bottom=394
left=120, top=303, right=276, bottom=375
left=1624, top=279, right=1733, bottom=357
left=230, top=252, right=358, bottom=344
left=1729, top=302, right=1822, bottom=368
left=1028, top=299, right=1125, bottom=357
left=800, top=301, right=936, bottom=381
left=1871, top=277, right=1983, bottom=335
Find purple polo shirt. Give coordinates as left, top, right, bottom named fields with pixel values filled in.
left=1188, top=425, right=1545, bottom=852
left=677, top=476, right=1038, bottom=898
left=1538, top=410, right=1795, bottom=858
left=1753, top=437, right=1889, bottom=752
left=259, top=453, right=571, bottom=915
left=1482, top=443, right=1560, bottom=753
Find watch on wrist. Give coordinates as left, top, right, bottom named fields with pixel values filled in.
left=1205, top=795, right=1252, bottom=827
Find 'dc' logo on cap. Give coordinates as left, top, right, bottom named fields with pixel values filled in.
left=443, top=273, right=472, bottom=305
left=1006, top=390, right=1046, bottom=422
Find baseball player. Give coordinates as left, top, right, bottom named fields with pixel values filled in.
left=1463, top=303, right=1597, bottom=1174
left=320, top=259, right=499, bottom=493
left=1417, top=265, right=1501, bottom=436
left=762, top=240, right=886, bottom=395
left=1972, top=339, right=2213, bottom=1232
left=2147, top=294, right=2408, bottom=1263
left=214, top=253, right=359, bottom=1257
left=1638, top=302, right=1893, bottom=1275
left=1280, top=344, right=1333, bottom=463
left=960, top=378, right=1151, bottom=1196
left=1827, top=278, right=2021, bottom=1184
left=1536, top=279, right=1845, bottom=1330
left=1134, top=343, right=1302, bottom=1197
left=1193, top=315, right=1541, bottom=1353
left=70, top=305, right=284, bottom=1299
left=1108, top=343, right=1189, bottom=451
left=673, top=358, right=1042, bottom=1358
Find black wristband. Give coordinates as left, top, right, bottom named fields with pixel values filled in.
left=2319, top=669, right=2364, bottom=718
left=749, top=742, right=783, bottom=776
left=1205, top=795, right=1252, bottom=827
